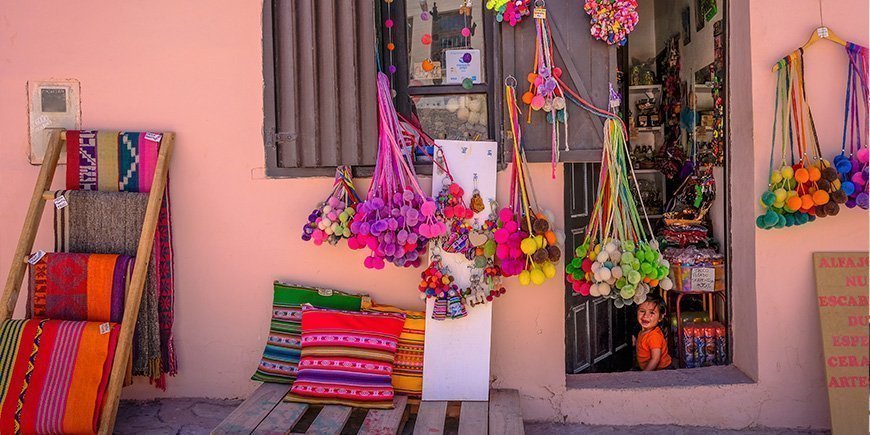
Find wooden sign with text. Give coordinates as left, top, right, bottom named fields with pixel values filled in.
left=813, top=252, right=869, bottom=435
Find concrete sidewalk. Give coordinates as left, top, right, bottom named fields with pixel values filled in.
left=115, top=399, right=828, bottom=435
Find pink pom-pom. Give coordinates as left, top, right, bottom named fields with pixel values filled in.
left=498, top=208, right=514, bottom=222
left=496, top=244, right=510, bottom=259
left=421, top=201, right=437, bottom=217
left=504, top=220, right=518, bottom=233
left=858, top=148, right=869, bottom=164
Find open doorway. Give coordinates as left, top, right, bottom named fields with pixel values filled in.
left=566, top=0, right=729, bottom=374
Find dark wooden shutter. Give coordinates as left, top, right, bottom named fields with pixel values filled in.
left=264, top=0, right=378, bottom=176
left=500, top=2, right=615, bottom=162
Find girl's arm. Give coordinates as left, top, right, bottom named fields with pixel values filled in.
left=643, top=348, right=662, bottom=371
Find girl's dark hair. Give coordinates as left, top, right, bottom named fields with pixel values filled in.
left=641, top=293, right=667, bottom=318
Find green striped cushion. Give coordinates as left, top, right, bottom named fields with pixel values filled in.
left=251, top=282, right=365, bottom=383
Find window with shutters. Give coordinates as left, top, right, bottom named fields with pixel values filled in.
left=262, top=0, right=614, bottom=177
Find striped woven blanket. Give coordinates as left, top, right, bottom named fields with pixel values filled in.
left=28, top=253, right=132, bottom=323
left=61, top=129, right=176, bottom=389
left=0, top=319, right=120, bottom=434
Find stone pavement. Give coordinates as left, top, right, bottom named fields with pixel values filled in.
left=115, top=399, right=828, bottom=434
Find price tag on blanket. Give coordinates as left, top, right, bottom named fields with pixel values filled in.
left=53, top=194, right=68, bottom=209
left=27, top=250, right=46, bottom=265
left=99, top=322, right=111, bottom=335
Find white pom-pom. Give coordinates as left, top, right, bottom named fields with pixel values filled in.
left=447, top=98, right=460, bottom=112
left=467, top=97, right=483, bottom=112
left=555, top=230, right=566, bottom=246
left=589, top=283, right=601, bottom=297
left=457, top=107, right=470, bottom=121
left=596, top=251, right=610, bottom=262
left=605, top=242, right=617, bottom=253
left=610, top=250, right=622, bottom=264
left=659, top=259, right=670, bottom=269
left=659, top=277, right=674, bottom=291
left=634, top=292, right=648, bottom=305
left=543, top=209, right=556, bottom=225
left=649, top=240, right=660, bottom=250
left=599, top=267, right=612, bottom=281
left=591, top=262, right=602, bottom=273
left=599, top=282, right=612, bottom=296
left=592, top=270, right=602, bottom=282
left=611, top=266, right=623, bottom=279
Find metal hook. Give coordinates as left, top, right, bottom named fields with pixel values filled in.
left=504, top=75, right=518, bottom=88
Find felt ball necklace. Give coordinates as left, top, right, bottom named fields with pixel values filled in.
left=383, top=0, right=398, bottom=79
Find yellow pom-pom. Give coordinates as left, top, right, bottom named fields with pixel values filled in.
left=530, top=268, right=546, bottom=285
left=770, top=170, right=783, bottom=185
left=520, top=238, right=537, bottom=255
left=543, top=261, right=556, bottom=278
left=781, top=166, right=794, bottom=179
left=773, top=188, right=787, bottom=203
left=518, top=270, right=531, bottom=286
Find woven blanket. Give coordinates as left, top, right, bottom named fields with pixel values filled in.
left=0, top=319, right=120, bottom=434
left=54, top=190, right=166, bottom=386
left=284, top=306, right=405, bottom=409
left=361, top=302, right=425, bottom=396
left=62, top=130, right=175, bottom=388
left=28, top=253, right=132, bottom=323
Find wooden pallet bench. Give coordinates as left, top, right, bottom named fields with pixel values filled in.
left=212, top=383, right=524, bottom=435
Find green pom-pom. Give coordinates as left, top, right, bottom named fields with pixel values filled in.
left=628, top=271, right=642, bottom=284
left=575, top=245, right=587, bottom=257
left=761, top=191, right=776, bottom=206
left=615, top=277, right=627, bottom=288
left=640, top=263, right=652, bottom=274
left=572, top=271, right=583, bottom=280
left=484, top=240, right=497, bottom=257
left=763, top=210, right=779, bottom=227
left=755, top=215, right=766, bottom=229
left=566, top=263, right=576, bottom=274
left=623, top=241, right=636, bottom=252
left=571, top=258, right=582, bottom=268
left=784, top=213, right=795, bottom=227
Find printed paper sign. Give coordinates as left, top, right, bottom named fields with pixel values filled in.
left=812, top=252, right=869, bottom=434
left=690, top=267, right=715, bottom=291
left=413, top=61, right=442, bottom=81
left=445, top=50, right=481, bottom=85
left=144, top=132, right=163, bottom=142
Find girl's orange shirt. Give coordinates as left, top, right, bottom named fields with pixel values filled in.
left=636, top=327, right=672, bottom=369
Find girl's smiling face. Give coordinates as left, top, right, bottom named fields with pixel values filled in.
left=637, top=300, right=664, bottom=331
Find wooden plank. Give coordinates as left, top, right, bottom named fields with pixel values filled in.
left=0, top=130, right=63, bottom=322
left=99, top=133, right=175, bottom=434
left=211, top=383, right=292, bottom=434
left=252, top=400, right=309, bottom=435
left=359, top=395, right=408, bottom=435
left=458, top=402, right=488, bottom=435
left=489, top=390, right=524, bottom=435
left=412, top=401, right=447, bottom=435
left=306, top=405, right=352, bottom=435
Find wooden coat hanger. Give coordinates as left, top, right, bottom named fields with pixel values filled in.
left=772, top=0, right=848, bottom=71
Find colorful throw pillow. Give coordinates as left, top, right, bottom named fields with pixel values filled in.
left=251, top=282, right=366, bottom=383
left=0, top=319, right=120, bottom=434
left=362, top=301, right=425, bottom=396
left=284, top=306, right=405, bottom=409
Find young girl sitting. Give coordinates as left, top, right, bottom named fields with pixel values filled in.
left=635, top=295, right=673, bottom=370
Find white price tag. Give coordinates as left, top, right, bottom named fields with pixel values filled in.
left=28, top=250, right=46, bottom=265
left=691, top=267, right=715, bottom=292
left=100, top=322, right=111, bottom=335
left=817, top=27, right=829, bottom=38
left=144, top=132, right=163, bottom=142
left=317, top=288, right=333, bottom=297
left=53, top=195, right=68, bottom=209
left=533, top=7, right=546, bottom=19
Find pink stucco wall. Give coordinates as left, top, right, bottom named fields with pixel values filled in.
left=0, top=0, right=867, bottom=429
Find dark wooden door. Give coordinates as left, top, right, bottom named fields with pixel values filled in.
left=564, top=163, right=635, bottom=374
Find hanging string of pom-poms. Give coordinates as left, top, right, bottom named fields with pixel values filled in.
left=835, top=42, right=869, bottom=209
left=301, top=166, right=362, bottom=246
left=566, top=119, right=671, bottom=308
left=756, top=51, right=846, bottom=230
left=348, top=73, right=446, bottom=269
left=486, top=0, right=532, bottom=26
left=494, top=78, right=563, bottom=286
left=583, top=0, right=639, bottom=46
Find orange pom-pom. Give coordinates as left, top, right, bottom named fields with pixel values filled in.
left=786, top=196, right=802, bottom=211
left=650, top=279, right=659, bottom=287
left=544, top=231, right=557, bottom=245
left=794, top=168, right=810, bottom=184
left=812, top=190, right=829, bottom=205
left=643, top=276, right=651, bottom=283
left=808, top=167, right=821, bottom=181
left=522, top=92, right=534, bottom=105
left=527, top=73, right=537, bottom=84
left=800, top=194, right=814, bottom=210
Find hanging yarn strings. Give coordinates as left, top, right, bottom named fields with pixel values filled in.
left=302, top=165, right=361, bottom=246
left=835, top=42, right=869, bottom=209
left=522, top=1, right=568, bottom=178
left=565, top=119, right=671, bottom=308
left=494, top=79, right=562, bottom=286
left=757, top=51, right=845, bottom=229
left=349, top=73, right=446, bottom=269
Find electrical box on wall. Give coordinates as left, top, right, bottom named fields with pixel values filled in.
left=27, top=80, right=81, bottom=165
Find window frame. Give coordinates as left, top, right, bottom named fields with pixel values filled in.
left=379, top=0, right=503, bottom=165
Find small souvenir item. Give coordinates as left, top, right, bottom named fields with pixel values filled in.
left=757, top=52, right=845, bottom=229
left=349, top=73, right=445, bottom=268
left=469, top=175, right=486, bottom=213
left=583, top=0, right=639, bottom=46
left=836, top=42, right=868, bottom=210
left=497, top=80, right=564, bottom=285
left=486, top=0, right=531, bottom=26
left=301, top=166, right=361, bottom=246
left=419, top=254, right=467, bottom=320
left=565, top=118, right=669, bottom=307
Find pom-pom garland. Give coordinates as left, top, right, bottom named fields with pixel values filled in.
left=837, top=43, right=869, bottom=210
left=350, top=73, right=446, bottom=269
left=486, top=0, right=531, bottom=26
left=583, top=0, right=639, bottom=46
left=302, top=166, right=362, bottom=246
left=498, top=81, right=564, bottom=286
left=565, top=118, right=667, bottom=307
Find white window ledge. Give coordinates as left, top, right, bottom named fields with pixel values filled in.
left=566, top=365, right=754, bottom=390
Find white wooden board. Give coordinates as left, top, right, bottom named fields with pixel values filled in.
left=422, top=140, right=497, bottom=401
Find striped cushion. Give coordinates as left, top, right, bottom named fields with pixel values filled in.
left=362, top=302, right=424, bottom=396
left=251, top=283, right=365, bottom=383
left=284, top=306, right=405, bottom=409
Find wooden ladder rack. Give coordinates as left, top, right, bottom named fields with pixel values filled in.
left=0, top=129, right=175, bottom=434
